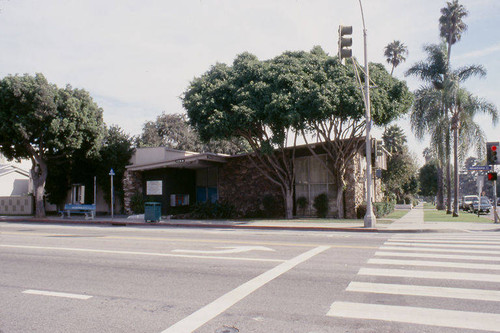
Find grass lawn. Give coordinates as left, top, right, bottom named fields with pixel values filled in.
left=423, top=202, right=435, bottom=209
left=377, top=209, right=410, bottom=224
left=424, top=209, right=493, bottom=223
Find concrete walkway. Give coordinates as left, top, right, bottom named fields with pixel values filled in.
left=1, top=205, right=499, bottom=233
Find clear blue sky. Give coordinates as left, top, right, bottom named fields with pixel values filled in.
left=1, top=0, right=499, bottom=165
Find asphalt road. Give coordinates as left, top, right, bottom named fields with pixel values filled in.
left=1, top=222, right=499, bottom=333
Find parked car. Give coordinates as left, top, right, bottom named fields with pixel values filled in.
left=462, top=195, right=479, bottom=212
left=471, top=197, right=492, bottom=214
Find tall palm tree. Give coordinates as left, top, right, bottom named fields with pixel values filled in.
left=406, top=43, right=448, bottom=211
left=439, top=0, right=468, bottom=64
left=384, top=40, right=408, bottom=75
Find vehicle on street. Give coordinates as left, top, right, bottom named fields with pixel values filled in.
left=462, top=195, right=479, bottom=211
left=470, top=197, right=492, bottom=214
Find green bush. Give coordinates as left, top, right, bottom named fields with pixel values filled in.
left=262, top=194, right=281, bottom=218
left=130, top=192, right=145, bottom=214
left=313, top=193, right=329, bottom=218
left=357, top=200, right=395, bottom=218
left=297, top=196, right=308, bottom=215
left=190, top=201, right=236, bottom=219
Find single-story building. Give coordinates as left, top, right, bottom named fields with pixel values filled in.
left=123, top=140, right=387, bottom=219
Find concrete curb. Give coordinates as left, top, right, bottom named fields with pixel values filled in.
left=0, top=217, right=480, bottom=233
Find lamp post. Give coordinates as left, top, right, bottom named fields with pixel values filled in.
left=359, top=0, right=376, bottom=228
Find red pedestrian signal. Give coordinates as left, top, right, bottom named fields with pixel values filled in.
left=488, top=172, right=497, bottom=181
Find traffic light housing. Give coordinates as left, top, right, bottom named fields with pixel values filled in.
left=487, top=142, right=500, bottom=165
left=488, top=172, right=497, bottom=181
left=338, top=25, right=353, bottom=62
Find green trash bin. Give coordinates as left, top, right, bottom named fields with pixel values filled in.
left=144, top=202, right=161, bottom=222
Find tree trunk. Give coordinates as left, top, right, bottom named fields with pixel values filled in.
left=336, top=181, right=345, bottom=219
left=446, top=158, right=452, bottom=214
left=284, top=184, right=294, bottom=220
left=453, top=127, right=459, bottom=217
left=436, top=166, right=445, bottom=210
left=31, top=160, right=48, bottom=218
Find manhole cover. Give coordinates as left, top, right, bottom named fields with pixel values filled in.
left=215, top=326, right=239, bottom=333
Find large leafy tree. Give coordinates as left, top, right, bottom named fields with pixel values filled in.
left=184, top=47, right=412, bottom=218
left=136, top=112, right=248, bottom=155
left=0, top=74, right=104, bottom=217
left=384, top=40, right=408, bottom=75
left=419, top=160, right=439, bottom=198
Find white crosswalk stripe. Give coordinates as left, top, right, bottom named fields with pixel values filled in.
left=327, top=233, right=500, bottom=331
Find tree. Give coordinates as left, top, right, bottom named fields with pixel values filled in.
left=382, top=148, right=419, bottom=203
left=419, top=160, right=439, bottom=197
left=439, top=0, right=468, bottom=64
left=383, top=125, right=407, bottom=154
left=384, top=40, right=408, bottom=75
left=184, top=52, right=299, bottom=218
left=95, top=125, right=135, bottom=210
left=184, top=47, right=412, bottom=218
left=136, top=112, right=248, bottom=155
left=0, top=74, right=104, bottom=217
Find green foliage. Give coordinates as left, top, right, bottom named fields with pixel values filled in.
left=383, top=125, right=407, bottom=154
left=357, top=201, right=395, bottom=219
left=136, top=112, right=249, bottom=155
left=297, top=196, right=308, bottom=215
left=262, top=194, right=281, bottom=218
left=0, top=73, right=104, bottom=216
left=419, top=161, right=439, bottom=197
left=130, top=192, right=145, bottom=214
left=313, top=193, right=329, bottom=218
left=190, top=201, right=236, bottom=219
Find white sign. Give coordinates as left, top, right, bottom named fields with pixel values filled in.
left=146, top=180, right=162, bottom=195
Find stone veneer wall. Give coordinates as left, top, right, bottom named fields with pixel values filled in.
left=123, top=170, right=143, bottom=215
left=218, top=155, right=283, bottom=217
left=344, top=152, right=384, bottom=218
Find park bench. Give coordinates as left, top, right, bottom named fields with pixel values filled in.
left=61, top=204, right=96, bottom=220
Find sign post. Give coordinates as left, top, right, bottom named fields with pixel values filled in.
left=109, top=168, right=115, bottom=219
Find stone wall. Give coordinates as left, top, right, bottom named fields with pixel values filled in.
left=123, top=170, right=143, bottom=215
left=218, top=155, right=283, bottom=217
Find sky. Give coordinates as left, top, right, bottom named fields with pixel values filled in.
left=1, top=0, right=499, bottom=166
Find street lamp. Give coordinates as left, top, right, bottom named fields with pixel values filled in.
left=359, top=0, right=376, bottom=228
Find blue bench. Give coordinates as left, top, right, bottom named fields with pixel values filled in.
left=61, top=204, right=96, bottom=220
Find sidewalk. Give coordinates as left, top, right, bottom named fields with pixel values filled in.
left=1, top=205, right=499, bottom=233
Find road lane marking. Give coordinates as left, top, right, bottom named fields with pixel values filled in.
left=386, top=241, right=500, bottom=249
left=327, top=301, right=500, bottom=331
left=359, top=267, right=500, bottom=283
left=346, top=282, right=500, bottom=302
left=388, top=239, right=500, bottom=245
left=375, top=251, right=500, bottom=262
left=0, top=231, right=378, bottom=249
left=380, top=245, right=500, bottom=255
left=0, top=244, right=284, bottom=263
left=23, top=289, right=92, bottom=300
left=172, top=246, right=275, bottom=254
left=161, top=245, right=330, bottom=333
left=368, top=258, right=500, bottom=270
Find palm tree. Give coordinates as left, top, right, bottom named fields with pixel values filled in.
left=384, top=40, right=408, bottom=75
left=406, top=43, right=448, bottom=211
left=439, top=0, right=468, bottom=64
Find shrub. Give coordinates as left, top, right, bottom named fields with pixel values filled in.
left=130, top=192, right=145, bottom=214
left=297, top=196, right=308, bottom=215
left=357, top=200, right=395, bottom=218
left=262, top=194, right=281, bottom=218
left=313, top=193, right=329, bottom=218
left=190, top=201, right=236, bottom=219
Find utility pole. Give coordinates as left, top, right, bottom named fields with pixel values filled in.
left=359, top=0, right=376, bottom=228
left=109, top=168, right=115, bottom=219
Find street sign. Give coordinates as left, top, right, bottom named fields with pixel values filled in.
left=468, top=165, right=492, bottom=171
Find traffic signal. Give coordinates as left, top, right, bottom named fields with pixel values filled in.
left=338, top=25, right=353, bottom=62
left=486, top=142, right=500, bottom=165
left=488, top=172, right=497, bottom=181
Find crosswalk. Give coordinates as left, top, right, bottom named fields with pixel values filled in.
left=327, top=232, right=500, bottom=331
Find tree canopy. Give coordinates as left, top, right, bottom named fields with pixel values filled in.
left=0, top=73, right=104, bottom=216
left=183, top=46, right=412, bottom=218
